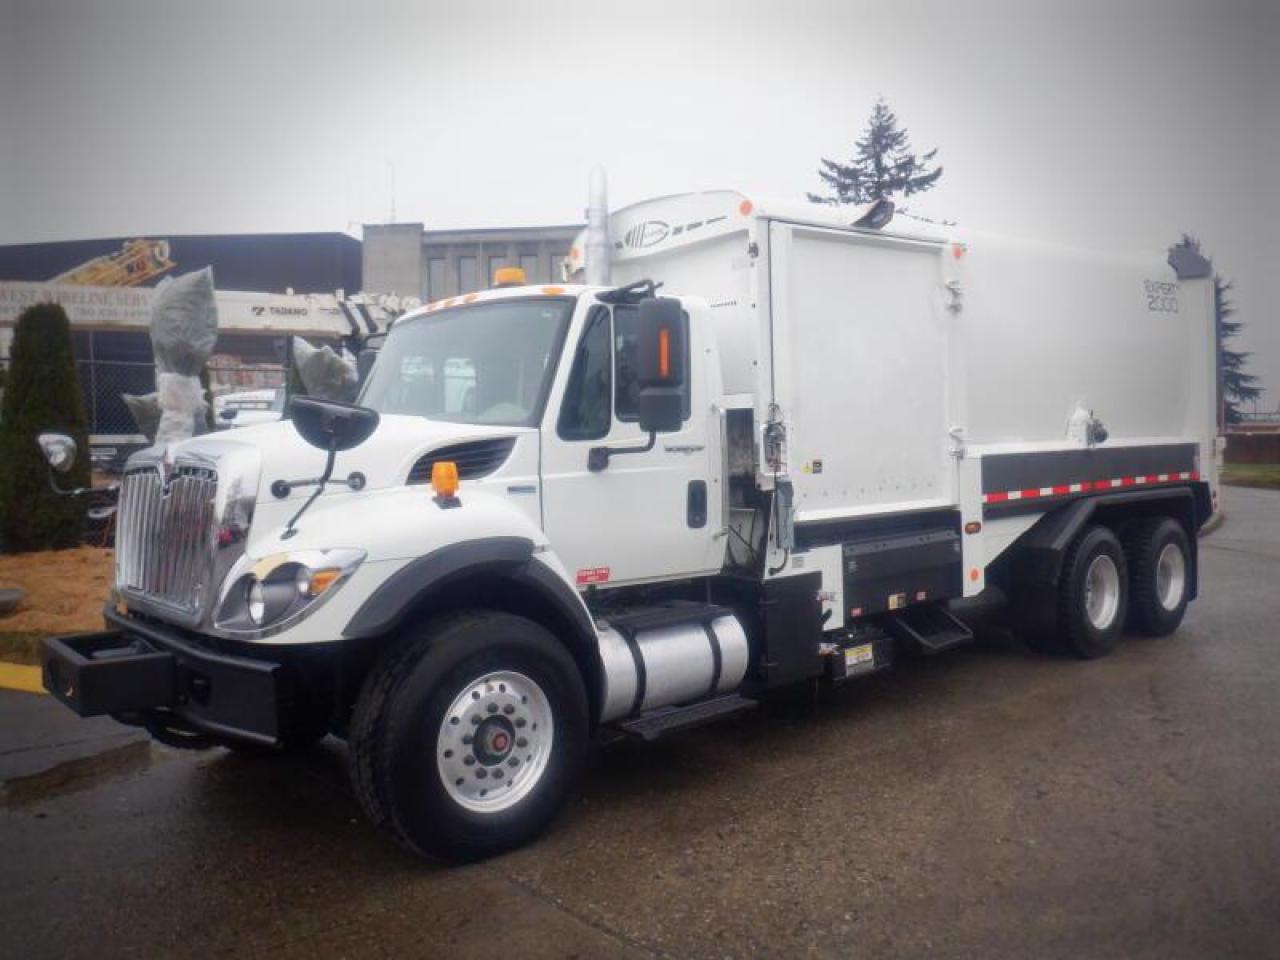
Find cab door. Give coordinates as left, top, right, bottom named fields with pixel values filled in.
left=540, top=299, right=722, bottom=588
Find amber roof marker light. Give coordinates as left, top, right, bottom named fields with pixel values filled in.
left=493, top=267, right=526, bottom=288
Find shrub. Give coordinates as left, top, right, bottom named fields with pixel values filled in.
left=0, top=302, right=90, bottom=552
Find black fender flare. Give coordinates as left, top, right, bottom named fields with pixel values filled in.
left=342, top=535, right=597, bottom=652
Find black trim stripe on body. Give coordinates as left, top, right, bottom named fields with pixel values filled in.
left=981, top=443, right=1199, bottom=511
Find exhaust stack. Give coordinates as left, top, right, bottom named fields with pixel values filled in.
left=584, top=165, right=611, bottom=287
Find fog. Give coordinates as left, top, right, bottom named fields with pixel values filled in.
left=1, top=0, right=1276, bottom=405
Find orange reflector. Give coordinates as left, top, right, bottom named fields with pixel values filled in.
left=307, top=568, right=343, bottom=597
left=969, top=568, right=981, bottom=582
left=431, top=461, right=459, bottom=498
left=964, top=521, right=982, bottom=535
left=738, top=199, right=754, bottom=216
left=658, top=326, right=671, bottom=379
left=493, top=266, right=526, bottom=287
left=541, top=286, right=564, bottom=295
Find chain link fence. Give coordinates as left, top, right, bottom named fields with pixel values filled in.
left=0, top=356, right=291, bottom=471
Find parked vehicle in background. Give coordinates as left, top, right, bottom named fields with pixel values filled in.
left=214, top=387, right=286, bottom=428
left=40, top=177, right=1220, bottom=863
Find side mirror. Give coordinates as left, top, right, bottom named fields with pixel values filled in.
left=635, top=297, right=685, bottom=434
left=288, top=396, right=380, bottom=453
left=37, top=433, right=77, bottom=473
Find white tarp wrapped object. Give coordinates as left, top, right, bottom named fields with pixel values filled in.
left=293, top=336, right=358, bottom=402
left=147, top=268, right=219, bottom=448
left=122, top=392, right=162, bottom=442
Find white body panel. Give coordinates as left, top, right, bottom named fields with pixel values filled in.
left=768, top=223, right=956, bottom=521
left=583, top=190, right=1220, bottom=571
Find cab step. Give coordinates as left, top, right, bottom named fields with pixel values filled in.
left=883, top=602, right=974, bottom=655
left=619, top=694, right=757, bottom=741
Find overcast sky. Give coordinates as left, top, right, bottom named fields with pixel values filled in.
left=2, top=0, right=1276, bottom=407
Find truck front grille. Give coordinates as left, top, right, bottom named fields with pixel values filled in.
left=117, top=462, right=218, bottom=616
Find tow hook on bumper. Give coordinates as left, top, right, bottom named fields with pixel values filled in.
left=40, top=611, right=284, bottom=747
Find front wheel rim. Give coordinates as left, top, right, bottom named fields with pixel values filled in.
left=1155, top=542, right=1187, bottom=611
left=1083, top=554, right=1121, bottom=630
left=436, top=670, right=554, bottom=814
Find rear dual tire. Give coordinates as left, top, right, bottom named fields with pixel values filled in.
left=1020, top=516, right=1191, bottom=658
left=1049, top=524, right=1130, bottom=659
left=1123, top=516, right=1191, bottom=638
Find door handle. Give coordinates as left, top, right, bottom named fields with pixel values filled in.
left=687, top=480, right=707, bottom=528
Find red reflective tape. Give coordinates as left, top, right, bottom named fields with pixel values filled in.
left=1020, top=488, right=1041, bottom=499
left=1121, top=476, right=1136, bottom=487
left=1052, top=485, right=1071, bottom=495
left=575, top=566, right=611, bottom=585
left=985, top=491, right=1009, bottom=504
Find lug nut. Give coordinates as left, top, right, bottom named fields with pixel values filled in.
left=508, top=758, right=519, bottom=768
left=487, top=703, right=498, bottom=714
left=494, top=769, right=504, bottom=779
left=476, top=768, right=488, bottom=779
left=462, top=734, right=473, bottom=745
left=516, top=737, right=528, bottom=748
left=515, top=718, right=526, bottom=728
left=503, top=705, right=514, bottom=715
left=471, top=715, right=481, bottom=725
left=463, top=755, right=476, bottom=766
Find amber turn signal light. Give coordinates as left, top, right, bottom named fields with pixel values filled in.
left=431, top=460, right=460, bottom=499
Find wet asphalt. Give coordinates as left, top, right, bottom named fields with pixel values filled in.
left=1, top=486, right=1277, bottom=960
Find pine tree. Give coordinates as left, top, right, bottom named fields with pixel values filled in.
left=1214, top=275, right=1261, bottom=424
left=0, top=302, right=90, bottom=552
left=1173, top=234, right=1261, bottom=425
left=809, top=98, right=943, bottom=207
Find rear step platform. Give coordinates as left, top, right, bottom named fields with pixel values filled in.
left=619, top=694, right=757, bottom=741
left=883, top=602, right=974, bottom=654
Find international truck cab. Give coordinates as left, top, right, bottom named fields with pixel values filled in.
left=41, top=184, right=1220, bottom=861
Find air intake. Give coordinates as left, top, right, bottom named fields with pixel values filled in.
left=407, top=437, right=516, bottom=485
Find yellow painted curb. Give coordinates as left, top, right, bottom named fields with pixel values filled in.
left=0, top=662, right=45, bottom=694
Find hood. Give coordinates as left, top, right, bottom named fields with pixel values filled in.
left=178, top=414, right=531, bottom=503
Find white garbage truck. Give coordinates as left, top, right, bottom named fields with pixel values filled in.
left=40, top=180, right=1220, bottom=861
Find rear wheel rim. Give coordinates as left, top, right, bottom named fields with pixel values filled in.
left=1083, top=554, right=1121, bottom=630
left=436, top=670, right=554, bottom=814
left=1155, top=542, right=1187, bottom=612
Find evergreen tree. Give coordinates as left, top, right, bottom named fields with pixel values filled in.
left=1174, top=234, right=1261, bottom=425
left=809, top=98, right=943, bottom=207
left=0, top=302, right=90, bottom=552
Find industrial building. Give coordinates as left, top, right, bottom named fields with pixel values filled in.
left=362, top=223, right=582, bottom=301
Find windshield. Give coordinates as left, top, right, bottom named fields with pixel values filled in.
left=359, top=298, right=572, bottom=427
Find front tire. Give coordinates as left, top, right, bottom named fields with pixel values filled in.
left=1123, top=516, right=1191, bottom=637
left=348, top=611, right=588, bottom=862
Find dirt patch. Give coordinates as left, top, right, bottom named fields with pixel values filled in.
left=0, top=547, right=113, bottom=638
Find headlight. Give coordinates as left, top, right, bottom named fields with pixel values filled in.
left=215, top=548, right=365, bottom=636
left=247, top=579, right=266, bottom=624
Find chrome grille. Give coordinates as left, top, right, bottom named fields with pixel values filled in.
left=117, top=462, right=218, bottom=616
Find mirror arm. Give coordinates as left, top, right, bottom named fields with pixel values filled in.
left=587, top=432, right=655, bottom=472
left=281, top=440, right=339, bottom=540
left=44, top=467, right=110, bottom=498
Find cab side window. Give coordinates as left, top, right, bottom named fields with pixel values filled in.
left=557, top=307, right=611, bottom=440
left=614, top=304, right=691, bottom=422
